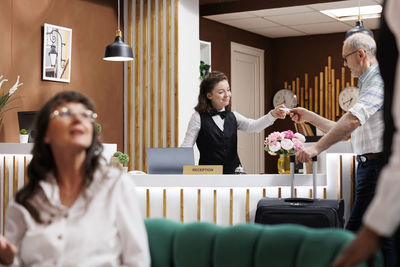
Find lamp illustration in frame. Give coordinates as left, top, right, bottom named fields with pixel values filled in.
left=103, top=0, right=134, bottom=61
left=42, top=23, right=72, bottom=83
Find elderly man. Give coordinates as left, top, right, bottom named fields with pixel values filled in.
left=290, top=32, right=394, bottom=266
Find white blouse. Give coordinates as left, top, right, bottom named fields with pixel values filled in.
left=181, top=110, right=277, bottom=147
left=4, top=166, right=151, bottom=267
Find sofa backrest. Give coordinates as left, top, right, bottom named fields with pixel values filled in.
left=145, top=218, right=382, bottom=267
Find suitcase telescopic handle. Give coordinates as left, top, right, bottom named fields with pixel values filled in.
left=289, top=155, right=318, bottom=199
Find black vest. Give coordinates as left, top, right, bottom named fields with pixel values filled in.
left=196, top=112, right=241, bottom=174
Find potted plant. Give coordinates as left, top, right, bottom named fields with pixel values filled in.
left=111, top=151, right=130, bottom=172
left=19, top=128, right=29, bottom=143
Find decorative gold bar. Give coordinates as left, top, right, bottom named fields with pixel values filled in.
left=284, top=81, right=288, bottom=88
left=309, top=87, right=312, bottom=111
left=314, top=76, right=318, bottom=114
left=328, top=56, right=331, bottom=84
left=325, top=67, right=329, bottom=119
left=142, top=0, right=149, bottom=171
left=262, top=188, right=266, bottom=197
left=323, top=188, right=327, bottom=199
left=346, top=82, right=350, bottom=87
left=3, top=157, right=9, bottom=234
left=146, top=189, right=150, bottom=218
left=150, top=0, right=156, bottom=148
left=292, top=80, right=296, bottom=95
left=331, top=69, right=335, bottom=121
left=166, top=0, right=172, bottom=147
left=174, top=0, right=179, bottom=147
left=278, top=187, right=281, bottom=198
left=213, top=189, right=217, bottom=224
left=13, top=156, right=18, bottom=196
left=24, top=156, right=29, bottom=185
left=135, top=0, right=141, bottom=170
left=300, top=87, right=304, bottom=108
left=341, top=67, right=345, bottom=90
left=229, top=188, right=233, bottom=225
left=197, top=189, right=201, bottom=221
left=163, top=189, right=167, bottom=218
left=305, top=73, right=308, bottom=110
left=296, top=77, right=300, bottom=106
left=180, top=189, right=184, bottom=222
left=350, top=156, right=356, bottom=210
left=350, top=75, right=354, bottom=87
left=336, top=79, right=340, bottom=117
left=245, top=189, right=250, bottom=223
left=338, top=155, right=343, bottom=199
left=158, top=0, right=164, bottom=147
left=320, top=72, right=324, bottom=117
left=294, top=188, right=297, bottom=198
left=309, top=189, right=313, bottom=198
left=127, top=0, right=133, bottom=170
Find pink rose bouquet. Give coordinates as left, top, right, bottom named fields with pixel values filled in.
left=264, top=130, right=306, bottom=156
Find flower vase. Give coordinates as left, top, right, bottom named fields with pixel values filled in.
left=277, top=154, right=290, bottom=174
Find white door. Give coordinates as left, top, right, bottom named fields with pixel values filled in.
left=231, top=42, right=264, bottom=174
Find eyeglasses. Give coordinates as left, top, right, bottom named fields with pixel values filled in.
left=342, top=49, right=359, bottom=63
left=50, top=107, right=97, bottom=122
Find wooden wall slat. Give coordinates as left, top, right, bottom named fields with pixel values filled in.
left=158, top=0, right=164, bottom=148
left=128, top=0, right=133, bottom=170
left=150, top=0, right=156, bottom=148
left=134, top=0, right=141, bottom=170
left=13, top=156, right=18, bottom=196
left=142, top=0, right=149, bottom=172
left=166, top=0, right=172, bottom=147
left=174, top=0, right=179, bottom=147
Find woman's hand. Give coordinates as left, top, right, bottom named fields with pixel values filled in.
left=271, top=104, right=287, bottom=119
left=0, top=235, right=16, bottom=265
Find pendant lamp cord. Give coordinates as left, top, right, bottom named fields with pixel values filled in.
left=118, top=0, right=121, bottom=31
left=358, top=0, right=361, bottom=22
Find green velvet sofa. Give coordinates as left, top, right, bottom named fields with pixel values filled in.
left=145, top=218, right=382, bottom=267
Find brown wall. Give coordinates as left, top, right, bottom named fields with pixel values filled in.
left=200, top=18, right=375, bottom=173
left=0, top=0, right=124, bottom=151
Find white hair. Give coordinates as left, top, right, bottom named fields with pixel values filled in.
left=344, top=33, right=376, bottom=56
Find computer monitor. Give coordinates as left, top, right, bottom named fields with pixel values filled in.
left=17, top=111, right=37, bottom=143
left=146, top=147, right=195, bottom=174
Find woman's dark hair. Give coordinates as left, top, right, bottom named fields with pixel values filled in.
left=194, top=71, right=231, bottom=114
left=15, top=91, right=103, bottom=223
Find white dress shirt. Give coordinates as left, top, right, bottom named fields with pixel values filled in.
left=4, top=166, right=151, bottom=267
left=363, top=0, right=400, bottom=237
left=181, top=109, right=277, bottom=147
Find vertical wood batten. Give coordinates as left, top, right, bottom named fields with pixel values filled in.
left=174, top=0, right=179, bottom=147
left=157, top=0, right=164, bottom=148
left=128, top=0, right=134, bottom=170
left=150, top=0, right=156, bottom=148
left=166, top=0, right=172, bottom=147
left=3, top=157, right=8, bottom=234
left=13, top=156, right=18, bottom=196
left=134, top=0, right=141, bottom=170
left=146, top=189, right=150, bottom=218
left=24, top=156, right=28, bottom=185
left=142, top=0, right=149, bottom=172
left=197, top=189, right=201, bottom=221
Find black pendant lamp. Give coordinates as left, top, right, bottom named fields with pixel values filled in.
left=345, top=0, right=374, bottom=39
left=103, top=0, right=134, bottom=61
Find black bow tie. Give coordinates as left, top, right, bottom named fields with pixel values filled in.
left=210, top=109, right=227, bottom=119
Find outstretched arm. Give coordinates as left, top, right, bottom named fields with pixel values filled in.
left=290, top=107, right=336, bottom=133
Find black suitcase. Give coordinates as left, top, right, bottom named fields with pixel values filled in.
left=254, top=155, right=344, bottom=228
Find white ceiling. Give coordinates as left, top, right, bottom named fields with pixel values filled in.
left=203, top=0, right=383, bottom=38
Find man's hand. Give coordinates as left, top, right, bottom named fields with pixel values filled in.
left=0, top=235, right=16, bottom=265
left=331, top=226, right=381, bottom=267
left=289, top=107, right=311, bottom=123
left=295, top=145, right=319, bottom=164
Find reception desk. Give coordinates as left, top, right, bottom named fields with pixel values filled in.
left=1, top=141, right=355, bottom=230
left=132, top=141, right=356, bottom=226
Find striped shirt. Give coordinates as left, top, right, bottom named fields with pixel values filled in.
left=349, top=63, right=384, bottom=155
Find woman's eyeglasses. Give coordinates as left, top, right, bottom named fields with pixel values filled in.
left=342, top=49, right=359, bottom=63
left=50, top=107, right=97, bottom=122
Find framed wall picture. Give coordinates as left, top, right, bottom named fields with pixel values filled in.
left=42, top=23, right=72, bottom=83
